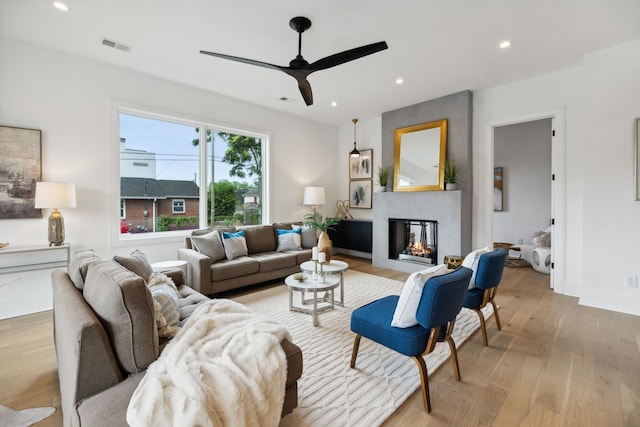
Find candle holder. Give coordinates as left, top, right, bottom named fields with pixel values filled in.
left=312, top=260, right=319, bottom=281
left=318, top=260, right=326, bottom=283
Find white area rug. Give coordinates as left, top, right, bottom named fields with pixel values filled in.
left=0, top=405, right=55, bottom=427
left=233, top=270, right=493, bottom=427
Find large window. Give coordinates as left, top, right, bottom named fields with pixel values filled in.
left=119, top=110, right=264, bottom=236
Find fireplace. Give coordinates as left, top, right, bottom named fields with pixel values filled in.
left=389, top=218, right=438, bottom=266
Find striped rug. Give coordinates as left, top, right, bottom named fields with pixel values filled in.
left=233, top=270, right=492, bottom=427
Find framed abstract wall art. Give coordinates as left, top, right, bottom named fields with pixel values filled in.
left=349, top=180, right=372, bottom=209
left=0, top=125, right=42, bottom=219
left=349, top=149, right=373, bottom=180
left=494, top=166, right=504, bottom=211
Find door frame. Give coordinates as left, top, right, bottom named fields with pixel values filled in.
left=487, top=108, right=565, bottom=293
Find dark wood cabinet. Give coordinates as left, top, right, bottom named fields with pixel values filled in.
left=327, top=219, right=373, bottom=253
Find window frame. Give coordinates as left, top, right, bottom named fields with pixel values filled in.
left=111, top=102, right=270, bottom=247
left=172, top=199, right=186, bottom=214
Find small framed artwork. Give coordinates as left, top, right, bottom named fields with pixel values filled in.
left=349, top=149, right=373, bottom=179
left=349, top=180, right=372, bottom=209
left=494, top=166, right=504, bottom=211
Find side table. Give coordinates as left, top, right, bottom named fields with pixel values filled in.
left=285, top=273, right=340, bottom=327
left=151, top=260, right=188, bottom=283
left=299, top=259, right=348, bottom=307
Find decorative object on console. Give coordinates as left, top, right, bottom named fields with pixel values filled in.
left=34, top=182, right=76, bottom=246
left=0, top=125, right=42, bottom=219
left=334, top=200, right=353, bottom=219
left=444, top=158, right=458, bottom=190
left=444, top=255, right=463, bottom=269
left=376, top=165, right=390, bottom=192
left=349, top=180, right=372, bottom=209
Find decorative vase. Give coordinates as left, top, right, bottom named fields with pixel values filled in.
left=318, top=231, right=332, bottom=263
left=445, top=182, right=457, bottom=191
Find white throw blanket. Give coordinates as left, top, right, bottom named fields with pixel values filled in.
left=127, top=299, right=291, bottom=427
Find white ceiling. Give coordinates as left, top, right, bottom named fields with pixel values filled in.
left=2, top=0, right=640, bottom=126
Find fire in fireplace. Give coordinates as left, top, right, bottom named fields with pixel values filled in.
left=388, top=218, right=438, bottom=265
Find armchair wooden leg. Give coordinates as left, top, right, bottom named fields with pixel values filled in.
left=446, top=337, right=461, bottom=381
left=490, top=300, right=502, bottom=330
left=412, top=356, right=431, bottom=412
left=473, top=308, right=489, bottom=346
left=350, top=334, right=362, bottom=368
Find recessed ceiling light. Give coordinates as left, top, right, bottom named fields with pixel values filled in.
left=499, top=40, right=511, bottom=49
left=331, top=101, right=337, bottom=107
left=395, top=78, right=404, bottom=85
left=53, top=2, right=69, bottom=11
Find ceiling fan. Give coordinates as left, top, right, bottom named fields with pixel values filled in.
left=200, top=16, right=388, bottom=106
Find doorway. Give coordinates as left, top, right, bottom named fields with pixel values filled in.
left=489, top=109, right=565, bottom=292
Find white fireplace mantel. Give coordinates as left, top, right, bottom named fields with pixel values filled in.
left=372, top=191, right=464, bottom=273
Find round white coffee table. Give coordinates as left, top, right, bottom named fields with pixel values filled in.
left=299, top=260, right=348, bottom=307
left=285, top=273, right=340, bottom=327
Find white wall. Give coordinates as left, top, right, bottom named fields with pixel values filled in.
left=474, top=38, right=640, bottom=315
left=493, top=119, right=552, bottom=245
left=0, top=36, right=339, bottom=262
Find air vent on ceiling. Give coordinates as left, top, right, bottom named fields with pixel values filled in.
left=101, top=37, right=131, bottom=52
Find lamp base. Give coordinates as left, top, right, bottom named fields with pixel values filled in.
left=48, top=209, right=65, bottom=246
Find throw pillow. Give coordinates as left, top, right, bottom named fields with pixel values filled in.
left=69, top=249, right=103, bottom=290
left=391, top=264, right=449, bottom=328
left=276, top=228, right=302, bottom=251
left=462, top=247, right=491, bottom=289
left=292, top=224, right=318, bottom=248
left=222, top=230, right=248, bottom=260
left=147, top=272, right=180, bottom=339
left=113, top=249, right=154, bottom=280
left=191, top=230, right=226, bottom=262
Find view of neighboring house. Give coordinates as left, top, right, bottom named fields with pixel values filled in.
left=120, top=138, right=199, bottom=232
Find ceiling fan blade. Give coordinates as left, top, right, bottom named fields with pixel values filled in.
left=296, top=77, right=314, bottom=106
left=200, top=50, right=283, bottom=72
left=309, top=41, right=388, bottom=71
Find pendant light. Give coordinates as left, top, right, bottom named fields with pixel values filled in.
left=350, top=118, right=360, bottom=157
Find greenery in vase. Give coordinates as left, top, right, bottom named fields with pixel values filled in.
left=377, top=165, right=390, bottom=187
left=303, top=212, right=340, bottom=232
left=444, top=158, right=458, bottom=184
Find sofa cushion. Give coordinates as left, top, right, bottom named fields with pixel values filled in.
left=222, top=231, right=249, bottom=260
left=250, top=252, right=298, bottom=273
left=292, top=224, right=318, bottom=249
left=191, top=230, right=226, bottom=262
left=243, top=225, right=277, bottom=254
left=176, top=285, right=211, bottom=323
left=113, top=250, right=154, bottom=280
left=83, top=260, right=159, bottom=374
left=211, top=257, right=260, bottom=281
left=277, top=228, right=302, bottom=251
left=69, top=249, right=104, bottom=290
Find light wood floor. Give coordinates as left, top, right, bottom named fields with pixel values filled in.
left=1, top=256, right=639, bottom=426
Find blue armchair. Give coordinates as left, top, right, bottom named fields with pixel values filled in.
left=349, top=267, right=473, bottom=412
left=463, top=248, right=508, bottom=346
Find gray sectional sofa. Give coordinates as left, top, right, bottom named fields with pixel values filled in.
left=178, top=223, right=316, bottom=295
left=52, top=249, right=303, bottom=427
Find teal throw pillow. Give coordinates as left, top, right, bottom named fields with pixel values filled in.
left=222, top=230, right=248, bottom=260
left=276, top=228, right=302, bottom=251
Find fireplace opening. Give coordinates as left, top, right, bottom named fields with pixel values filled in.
left=388, top=218, right=438, bottom=265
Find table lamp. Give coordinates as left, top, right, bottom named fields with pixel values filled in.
left=303, top=186, right=325, bottom=218
left=34, top=182, right=77, bottom=246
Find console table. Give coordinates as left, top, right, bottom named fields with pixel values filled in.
left=327, top=219, right=372, bottom=253
left=0, top=244, right=70, bottom=275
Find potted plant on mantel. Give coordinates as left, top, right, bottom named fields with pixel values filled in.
left=304, top=212, right=340, bottom=262
left=376, top=165, right=390, bottom=192
left=444, top=158, right=458, bottom=190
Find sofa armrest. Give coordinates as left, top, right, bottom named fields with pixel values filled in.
left=178, top=248, right=212, bottom=295
left=162, top=269, right=185, bottom=287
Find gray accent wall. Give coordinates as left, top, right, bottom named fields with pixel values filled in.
left=375, top=90, right=473, bottom=268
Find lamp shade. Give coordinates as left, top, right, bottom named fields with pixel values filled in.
left=303, top=186, right=325, bottom=206
left=34, top=182, right=77, bottom=209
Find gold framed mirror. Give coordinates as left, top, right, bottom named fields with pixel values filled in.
left=393, top=119, right=448, bottom=191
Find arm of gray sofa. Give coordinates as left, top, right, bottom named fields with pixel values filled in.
left=178, top=248, right=212, bottom=295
